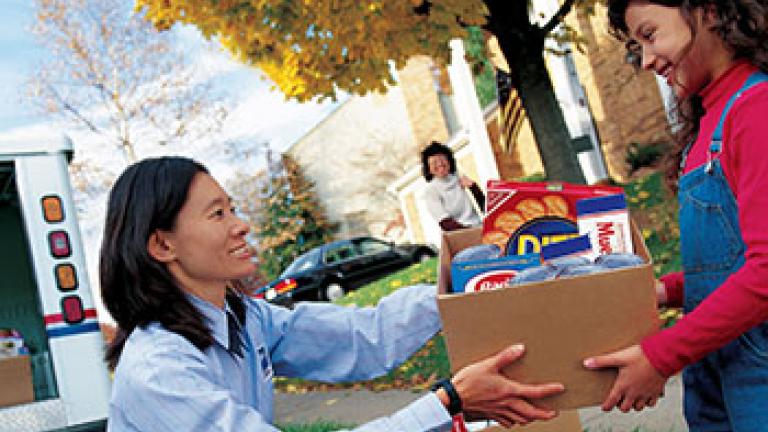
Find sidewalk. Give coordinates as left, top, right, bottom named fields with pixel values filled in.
left=274, top=375, right=688, bottom=431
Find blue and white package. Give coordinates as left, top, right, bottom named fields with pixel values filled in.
left=505, top=217, right=579, bottom=256
left=594, top=253, right=645, bottom=269
left=548, top=255, right=591, bottom=269
left=451, top=253, right=540, bottom=293
left=452, top=244, right=501, bottom=263
left=508, top=264, right=561, bottom=286
left=540, top=234, right=592, bottom=263
left=557, top=264, right=605, bottom=277
left=576, top=193, right=633, bottom=260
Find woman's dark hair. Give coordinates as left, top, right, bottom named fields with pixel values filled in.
left=606, top=0, right=768, bottom=190
left=101, top=156, right=243, bottom=370
left=421, top=141, right=457, bottom=182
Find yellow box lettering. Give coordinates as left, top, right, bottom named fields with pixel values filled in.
left=517, top=234, right=541, bottom=254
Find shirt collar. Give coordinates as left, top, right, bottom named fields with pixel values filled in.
left=185, top=293, right=236, bottom=350
left=700, top=60, right=758, bottom=110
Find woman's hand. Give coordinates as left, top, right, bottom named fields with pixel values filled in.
left=459, top=175, right=476, bottom=188
left=449, top=344, right=565, bottom=428
left=583, top=345, right=667, bottom=412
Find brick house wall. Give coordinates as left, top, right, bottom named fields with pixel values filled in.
left=566, top=4, right=670, bottom=181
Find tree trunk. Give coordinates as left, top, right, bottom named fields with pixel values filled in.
left=484, top=0, right=586, bottom=184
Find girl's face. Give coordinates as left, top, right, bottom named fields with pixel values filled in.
left=625, top=0, right=733, bottom=98
left=428, top=154, right=451, bottom=179
left=160, top=172, right=256, bottom=293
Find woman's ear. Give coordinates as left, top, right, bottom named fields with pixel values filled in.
left=147, top=231, right=175, bottom=263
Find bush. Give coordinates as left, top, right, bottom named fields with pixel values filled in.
left=626, top=142, right=670, bottom=174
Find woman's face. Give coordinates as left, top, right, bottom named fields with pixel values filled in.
left=161, top=172, right=256, bottom=291
left=428, top=154, right=451, bottom=179
left=625, top=0, right=732, bottom=98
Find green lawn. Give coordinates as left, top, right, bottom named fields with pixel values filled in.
left=622, top=171, right=681, bottom=278
left=272, top=258, right=450, bottom=393
left=622, top=172, right=683, bottom=328
left=276, top=422, right=355, bottom=432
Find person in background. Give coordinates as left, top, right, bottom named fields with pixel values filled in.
left=421, top=141, right=485, bottom=231
left=584, top=1, right=768, bottom=430
left=101, top=156, right=565, bottom=431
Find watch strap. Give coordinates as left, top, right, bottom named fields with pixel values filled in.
left=431, top=378, right=463, bottom=416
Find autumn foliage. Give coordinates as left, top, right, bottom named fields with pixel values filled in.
left=136, top=0, right=486, bottom=102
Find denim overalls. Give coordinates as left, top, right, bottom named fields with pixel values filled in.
left=678, top=71, right=768, bottom=431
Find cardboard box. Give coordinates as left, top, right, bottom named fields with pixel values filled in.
left=0, top=355, right=34, bottom=408
left=437, top=224, right=659, bottom=410
left=476, top=409, right=582, bottom=431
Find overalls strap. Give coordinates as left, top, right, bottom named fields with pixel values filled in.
left=680, top=71, right=768, bottom=174
left=710, top=71, right=768, bottom=153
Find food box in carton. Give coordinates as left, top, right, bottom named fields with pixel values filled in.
left=436, top=222, right=658, bottom=410
left=481, top=181, right=623, bottom=256
left=0, top=355, right=34, bottom=408
left=451, top=253, right=539, bottom=293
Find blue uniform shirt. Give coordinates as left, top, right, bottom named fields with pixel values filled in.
left=108, top=284, right=451, bottom=431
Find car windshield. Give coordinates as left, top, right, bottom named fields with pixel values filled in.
left=280, top=248, right=320, bottom=277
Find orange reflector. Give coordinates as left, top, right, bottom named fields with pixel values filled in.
left=55, top=264, right=78, bottom=291
left=48, top=231, right=71, bottom=258
left=42, top=195, right=64, bottom=223
left=62, top=296, right=84, bottom=324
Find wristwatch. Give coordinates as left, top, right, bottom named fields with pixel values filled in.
left=430, top=378, right=463, bottom=416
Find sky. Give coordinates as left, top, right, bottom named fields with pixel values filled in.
left=0, top=0, right=340, bottom=151
left=0, top=0, right=341, bottom=321
left=0, top=1, right=45, bottom=131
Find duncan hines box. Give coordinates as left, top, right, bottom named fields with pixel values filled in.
left=482, top=181, right=624, bottom=256
left=437, top=219, right=659, bottom=410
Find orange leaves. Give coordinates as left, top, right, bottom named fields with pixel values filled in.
left=135, top=0, right=487, bottom=102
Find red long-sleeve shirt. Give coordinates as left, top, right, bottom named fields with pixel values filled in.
left=641, top=61, right=768, bottom=377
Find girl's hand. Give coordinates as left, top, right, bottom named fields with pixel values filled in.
left=583, top=345, right=667, bottom=412
left=459, top=175, right=476, bottom=188
left=451, top=344, right=565, bottom=428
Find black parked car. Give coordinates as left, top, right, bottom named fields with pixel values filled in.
left=255, top=236, right=437, bottom=305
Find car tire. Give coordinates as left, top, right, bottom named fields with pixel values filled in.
left=321, top=282, right=345, bottom=302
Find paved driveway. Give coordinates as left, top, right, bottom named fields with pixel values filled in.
left=274, top=375, right=688, bottom=431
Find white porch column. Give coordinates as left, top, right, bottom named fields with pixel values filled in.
left=446, top=39, right=499, bottom=185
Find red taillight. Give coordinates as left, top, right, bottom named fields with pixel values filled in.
left=275, top=278, right=297, bottom=294
left=62, top=295, right=84, bottom=324
left=48, top=231, right=71, bottom=258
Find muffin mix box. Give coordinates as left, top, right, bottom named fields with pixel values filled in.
left=482, top=181, right=624, bottom=256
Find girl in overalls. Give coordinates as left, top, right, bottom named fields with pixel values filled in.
left=583, top=1, right=768, bottom=430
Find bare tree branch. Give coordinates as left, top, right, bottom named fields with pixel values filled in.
left=45, top=84, right=102, bottom=133
left=28, top=0, right=228, bottom=163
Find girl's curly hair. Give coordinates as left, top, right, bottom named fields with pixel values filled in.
left=606, top=0, right=768, bottom=190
